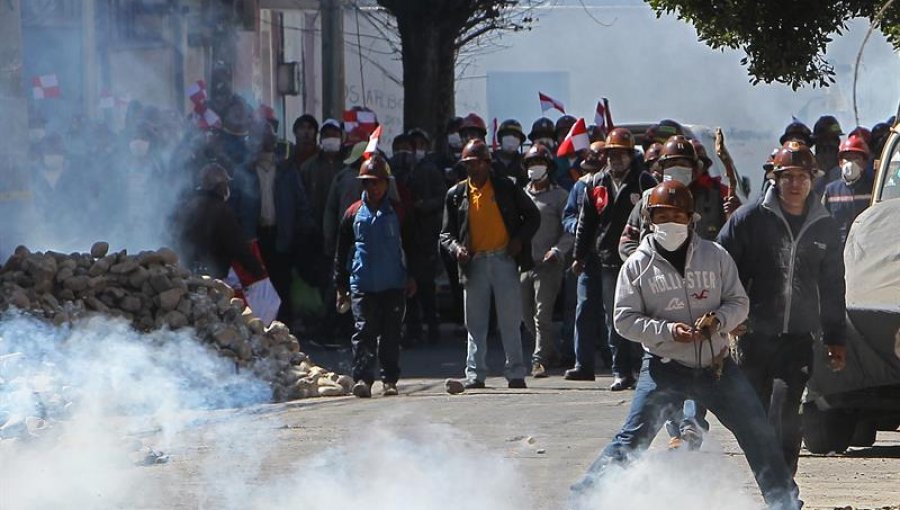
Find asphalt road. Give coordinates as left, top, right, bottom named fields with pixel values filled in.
left=119, top=339, right=900, bottom=510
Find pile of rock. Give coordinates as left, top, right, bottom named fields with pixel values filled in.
left=0, top=243, right=352, bottom=403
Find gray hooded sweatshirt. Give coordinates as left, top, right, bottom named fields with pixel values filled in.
left=614, top=233, right=749, bottom=368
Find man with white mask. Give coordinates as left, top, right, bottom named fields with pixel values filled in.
left=520, top=143, right=573, bottom=377
left=492, top=119, right=527, bottom=185
left=570, top=181, right=801, bottom=510
left=570, top=128, right=657, bottom=387
left=822, top=134, right=874, bottom=246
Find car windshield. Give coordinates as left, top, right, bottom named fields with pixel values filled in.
left=878, top=132, right=900, bottom=202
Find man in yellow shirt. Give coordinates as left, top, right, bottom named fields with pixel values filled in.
left=440, top=140, right=541, bottom=391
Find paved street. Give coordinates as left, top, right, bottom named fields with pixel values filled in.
left=125, top=340, right=900, bottom=510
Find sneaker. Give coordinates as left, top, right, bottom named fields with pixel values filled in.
left=464, top=379, right=486, bottom=389
left=508, top=378, right=527, bottom=389
left=609, top=377, right=628, bottom=391
left=351, top=380, right=372, bottom=398
left=445, top=378, right=466, bottom=395
left=382, top=382, right=399, bottom=397
left=564, top=367, right=595, bottom=381
left=532, top=362, right=548, bottom=378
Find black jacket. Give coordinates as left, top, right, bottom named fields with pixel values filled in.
left=717, top=186, right=846, bottom=345
left=174, top=190, right=264, bottom=280
left=440, top=173, right=541, bottom=283
left=574, top=165, right=657, bottom=267
left=400, top=159, right=448, bottom=278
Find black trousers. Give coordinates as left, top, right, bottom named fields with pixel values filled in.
left=736, top=331, right=815, bottom=476
left=351, top=289, right=406, bottom=385
left=257, top=226, right=293, bottom=325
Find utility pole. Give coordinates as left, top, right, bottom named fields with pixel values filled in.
left=320, top=0, right=345, bottom=120
left=0, top=0, right=29, bottom=252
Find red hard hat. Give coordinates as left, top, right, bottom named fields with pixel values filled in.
left=848, top=126, right=872, bottom=146
left=460, top=139, right=492, bottom=162
left=358, top=155, right=391, bottom=180
left=460, top=113, right=487, bottom=135
left=644, top=143, right=664, bottom=164
left=605, top=127, right=635, bottom=150
left=647, top=181, right=695, bottom=215
left=659, top=135, right=697, bottom=163
left=839, top=135, right=870, bottom=159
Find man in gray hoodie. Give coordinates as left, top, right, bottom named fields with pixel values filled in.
left=570, top=181, right=800, bottom=510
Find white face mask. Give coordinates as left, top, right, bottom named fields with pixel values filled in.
left=447, top=133, right=462, bottom=149
left=653, top=222, right=690, bottom=251
left=43, top=154, right=65, bottom=171
left=415, top=149, right=427, bottom=162
left=129, top=139, right=150, bottom=157
left=841, top=160, right=863, bottom=182
left=663, top=166, right=693, bottom=186
left=501, top=135, right=520, bottom=153
left=321, top=137, right=342, bottom=153
left=527, top=164, right=548, bottom=182
left=29, top=129, right=46, bottom=142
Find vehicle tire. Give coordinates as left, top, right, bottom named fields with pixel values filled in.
left=850, top=420, right=877, bottom=447
left=801, top=402, right=855, bottom=454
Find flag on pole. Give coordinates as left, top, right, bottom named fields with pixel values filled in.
left=594, top=101, right=607, bottom=133
left=343, top=108, right=378, bottom=137
left=491, top=117, right=499, bottom=152
left=32, top=75, right=61, bottom=100
left=556, top=118, right=590, bottom=157
left=186, top=80, right=207, bottom=104
left=539, top=92, right=566, bottom=114
left=603, top=97, right=614, bottom=130
left=364, top=125, right=382, bottom=158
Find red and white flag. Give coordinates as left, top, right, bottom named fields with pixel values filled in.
left=364, top=125, right=383, bottom=158
left=197, top=108, right=221, bottom=130
left=98, top=89, right=116, bottom=109
left=556, top=118, right=590, bottom=157
left=32, top=74, right=61, bottom=100
left=594, top=100, right=608, bottom=132
left=343, top=108, right=378, bottom=137
left=186, top=80, right=207, bottom=104
left=539, top=92, right=565, bottom=114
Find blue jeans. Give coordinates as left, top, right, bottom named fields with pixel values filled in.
left=602, top=265, right=642, bottom=379
left=572, top=355, right=800, bottom=510
left=573, top=259, right=604, bottom=373
left=463, top=252, right=526, bottom=382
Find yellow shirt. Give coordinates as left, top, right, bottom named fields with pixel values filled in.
left=467, top=178, right=509, bottom=252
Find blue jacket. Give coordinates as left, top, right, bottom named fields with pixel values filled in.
left=822, top=174, right=874, bottom=246
left=229, top=159, right=314, bottom=253
left=335, top=195, right=409, bottom=293
left=562, top=177, right=589, bottom=236
left=716, top=185, right=846, bottom=345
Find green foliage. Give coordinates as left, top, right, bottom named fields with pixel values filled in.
left=646, top=0, right=900, bottom=89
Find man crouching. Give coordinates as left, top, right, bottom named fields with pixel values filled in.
left=570, top=181, right=799, bottom=510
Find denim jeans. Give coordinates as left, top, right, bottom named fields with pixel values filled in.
left=463, top=252, right=527, bottom=382
left=572, top=355, right=800, bottom=510
left=521, top=259, right=565, bottom=364
left=350, top=289, right=406, bottom=385
left=602, top=265, right=643, bottom=378
left=574, top=259, right=604, bottom=373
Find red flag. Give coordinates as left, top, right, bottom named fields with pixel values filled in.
left=186, top=80, right=207, bottom=104
left=556, top=118, right=590, bottom=158
left=590, top=185, right=609, bottom=214
left=594, top=101, right=607, bottom=133
left=491, top=117, right=498, bottom=152
left=364, top=125, right=382, bottom=157
left=539, top=92, right=566, bottom=114
left=32, top=75, right=61, bottom=100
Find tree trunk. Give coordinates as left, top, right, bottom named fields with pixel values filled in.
left=396, top=16, right=456, bottom=152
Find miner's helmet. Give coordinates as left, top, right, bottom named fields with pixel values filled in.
left=357, top=155, right=391, bottom=180
left=647, top=180, right=695, bottom=215
left=772, top=141, right=821, bottom=177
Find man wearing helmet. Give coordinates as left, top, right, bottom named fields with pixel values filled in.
left=335, top=156, right=416, bottom=399
left=570, top=128, right=657, bottom=388
left=812, top=115, right=844, bottom=194
left=441, top=140, right=540, bottom=391
left=493, top=119, right=528, bottom=185
left=570, top=181, right=800, bottom=510
left=717, top=141, right=847, bottom=476
left=553, top=115, right=581, bottom=191
left=520, top=143, right=574, bottom=377
left=822, top=135, right=875, bottom=246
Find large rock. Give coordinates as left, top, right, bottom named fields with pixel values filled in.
left=90, top=242, right=110, bottom=258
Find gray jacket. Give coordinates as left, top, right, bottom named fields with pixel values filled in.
left=614, top=234, right=749, bottom=368
left=525, top=183, right=574, bottom=265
